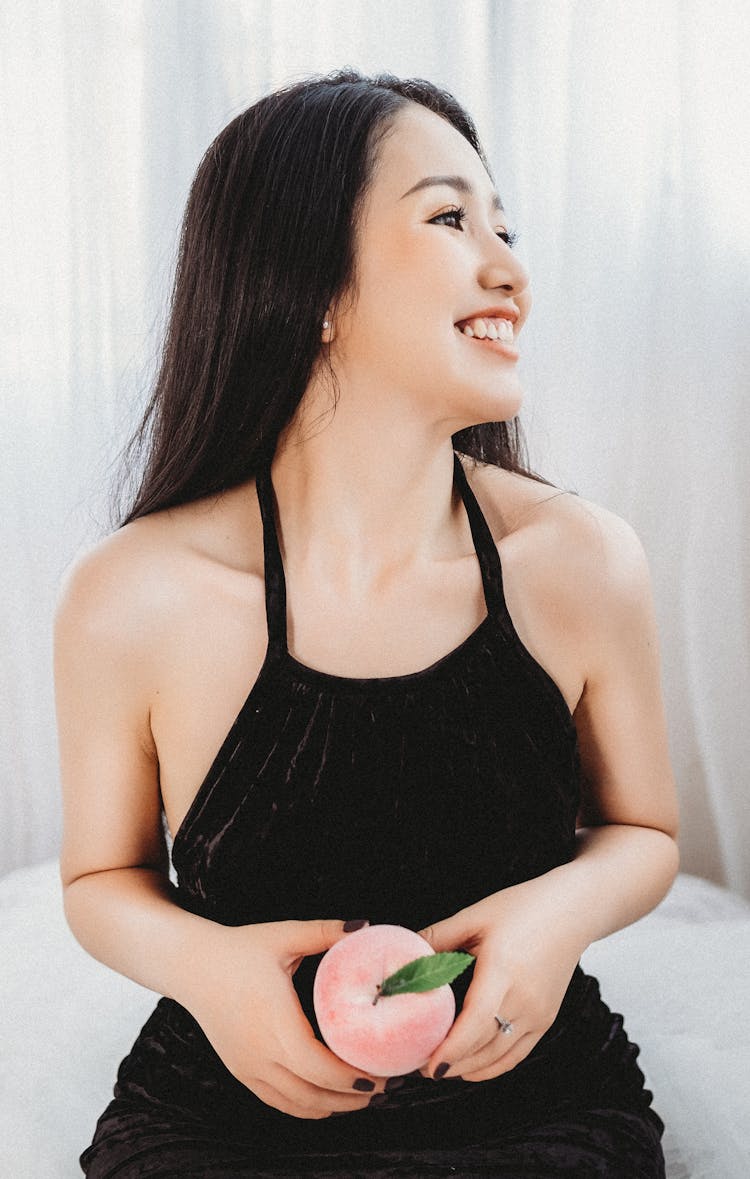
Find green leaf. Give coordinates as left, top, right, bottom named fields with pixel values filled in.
left=377, top=951, right=474, bottom=1000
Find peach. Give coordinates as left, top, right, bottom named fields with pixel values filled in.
left=313, top=923, right=457, bottom=1077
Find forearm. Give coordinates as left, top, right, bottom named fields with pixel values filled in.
left=63, top=866, right=221, bottom=1008
left=520, top=823, right=679, bottom=957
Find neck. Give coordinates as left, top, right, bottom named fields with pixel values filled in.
left=270, top=416, right=464, bottom=593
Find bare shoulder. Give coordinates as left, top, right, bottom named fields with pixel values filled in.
left=55, top=483, right=264, bottom=661
left=465, top=460, right=651, bottom=608
left=462, top=460, right=656, bottom=701
left=56, top=512, right=188, bottom=652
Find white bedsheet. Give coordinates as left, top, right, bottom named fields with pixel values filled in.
left=1, top=861, right=748, bottom=1177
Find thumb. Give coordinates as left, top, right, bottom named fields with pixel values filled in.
left=417, top=911, right=472, bottom=955
left=282, top=916, right=370, bottom=957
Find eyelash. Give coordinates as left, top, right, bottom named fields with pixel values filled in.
left=432, top=205, right=519, bottom=248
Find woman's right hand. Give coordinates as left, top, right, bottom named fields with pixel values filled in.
left=184, top=916, right=388, bottom=1119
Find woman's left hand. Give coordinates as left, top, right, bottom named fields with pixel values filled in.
left=416, top=879, right=585, bottom=1082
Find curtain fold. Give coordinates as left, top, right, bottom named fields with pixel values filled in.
left=2, top=0, right=748, bottom=894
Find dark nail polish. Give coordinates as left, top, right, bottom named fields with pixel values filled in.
left=343, top=919, right=369, bottom=932
left=352, top=1077, right=375, bottom=1092
left=385, top=1075, right=406, bottom=1091
left=434, top=1062, right=451, bottom=1079
left=369, top=1092, right=388, bottom=1106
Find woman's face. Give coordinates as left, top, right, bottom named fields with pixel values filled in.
left=330, top=102, right=532, bottom=432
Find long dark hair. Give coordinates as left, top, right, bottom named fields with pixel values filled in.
left=119, top=67, right=542, bottom=526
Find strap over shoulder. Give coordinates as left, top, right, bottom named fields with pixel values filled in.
left=452, top=452, right=506, bottom=618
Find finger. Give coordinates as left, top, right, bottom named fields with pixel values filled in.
left=273, top=917, right=369, bottom=966
left=267, top=964, right=386, bottom=1097
left=260, top=1064, right=378, bottom=1117
left=424, top=1007, right=498, bottom=1079
left=460, top=1031, right=540, bottom=1083
left=279, top=1005, right=386, bottom=1095
left=424, top=958, right=508, bottom=1077
left=416, top=913, right=471, bottom=955
left=251, top=1076, right=331, bottom=1120
left=252, top=1075, right=370, bottom=1120
left=447, top=1024, right=520, bottom=1078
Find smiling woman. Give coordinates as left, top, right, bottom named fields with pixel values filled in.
left=55, top=67, right=678, bottom=1178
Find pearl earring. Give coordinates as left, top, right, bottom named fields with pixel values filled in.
left=322, top=319, right=330, bottom=329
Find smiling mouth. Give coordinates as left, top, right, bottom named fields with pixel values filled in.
left=455, top=326, right=519, bottom=358
left=456, top=319, right=515, bottom=344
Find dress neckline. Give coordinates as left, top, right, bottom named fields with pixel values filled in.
left=170, top=453, right=575, bottom=861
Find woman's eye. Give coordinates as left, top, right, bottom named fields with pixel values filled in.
left=498, top=229, right=519, bottom=247
left=431, top=206, right=519, bottom=248
left=431, top=206, right=469, bottom=230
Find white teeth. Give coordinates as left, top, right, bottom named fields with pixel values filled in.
left=458, top=317, right=514, bottom=343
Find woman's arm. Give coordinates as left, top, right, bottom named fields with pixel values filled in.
left=55, top=536, right=387, bottom=1116
left=417, top=502, right=679, bottom=1081
left=55, top=537, right=190, bottom=994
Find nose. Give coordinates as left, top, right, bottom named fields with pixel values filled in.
left=479, top=233, right=530, bottom=297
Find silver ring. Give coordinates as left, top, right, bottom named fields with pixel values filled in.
left=494, top=1015, right=514, bottom=1035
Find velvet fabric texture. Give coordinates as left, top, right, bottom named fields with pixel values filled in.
left=81, top=453, right=665, bottom=1176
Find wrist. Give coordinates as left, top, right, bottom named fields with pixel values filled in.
left=489, top=876, right=591, bottom=964
left=529, top=824, right=679, bottom=951
left=168, top=912, right=239, bottom=1012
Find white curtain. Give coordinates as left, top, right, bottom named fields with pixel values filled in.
left=2, top=0, right=749, bottom=895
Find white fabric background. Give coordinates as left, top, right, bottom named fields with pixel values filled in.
left=2, top=1, right=749, bottom=894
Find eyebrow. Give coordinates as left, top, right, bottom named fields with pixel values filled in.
left=400, top=174, right=505, bottom=214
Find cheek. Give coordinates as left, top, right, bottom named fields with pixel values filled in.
left=360, top=260, right=416, bottom=317
left=341, top=234, right=464, bottom=370
left=348, top=271, right=444, bottom=361
left=359, top=227, right=450, bottom=310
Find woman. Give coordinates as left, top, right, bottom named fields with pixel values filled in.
left=56, top=69, right=679, bottom=1176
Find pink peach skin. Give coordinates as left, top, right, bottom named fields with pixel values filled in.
left=313, top=923, right=455, bottom=1076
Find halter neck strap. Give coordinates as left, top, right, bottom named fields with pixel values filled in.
left=254, top=452, right=506, bottom=656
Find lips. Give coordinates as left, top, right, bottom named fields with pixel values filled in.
left=455, top=305, right=519, bottom=330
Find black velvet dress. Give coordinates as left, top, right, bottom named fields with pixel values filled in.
left=80, top=453, right=666, bottom=1177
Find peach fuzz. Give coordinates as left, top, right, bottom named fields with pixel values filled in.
left=313, top=923, right=455, bottom=1077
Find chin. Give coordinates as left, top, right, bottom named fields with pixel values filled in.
left=455, top=386, right=524, bottom=429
